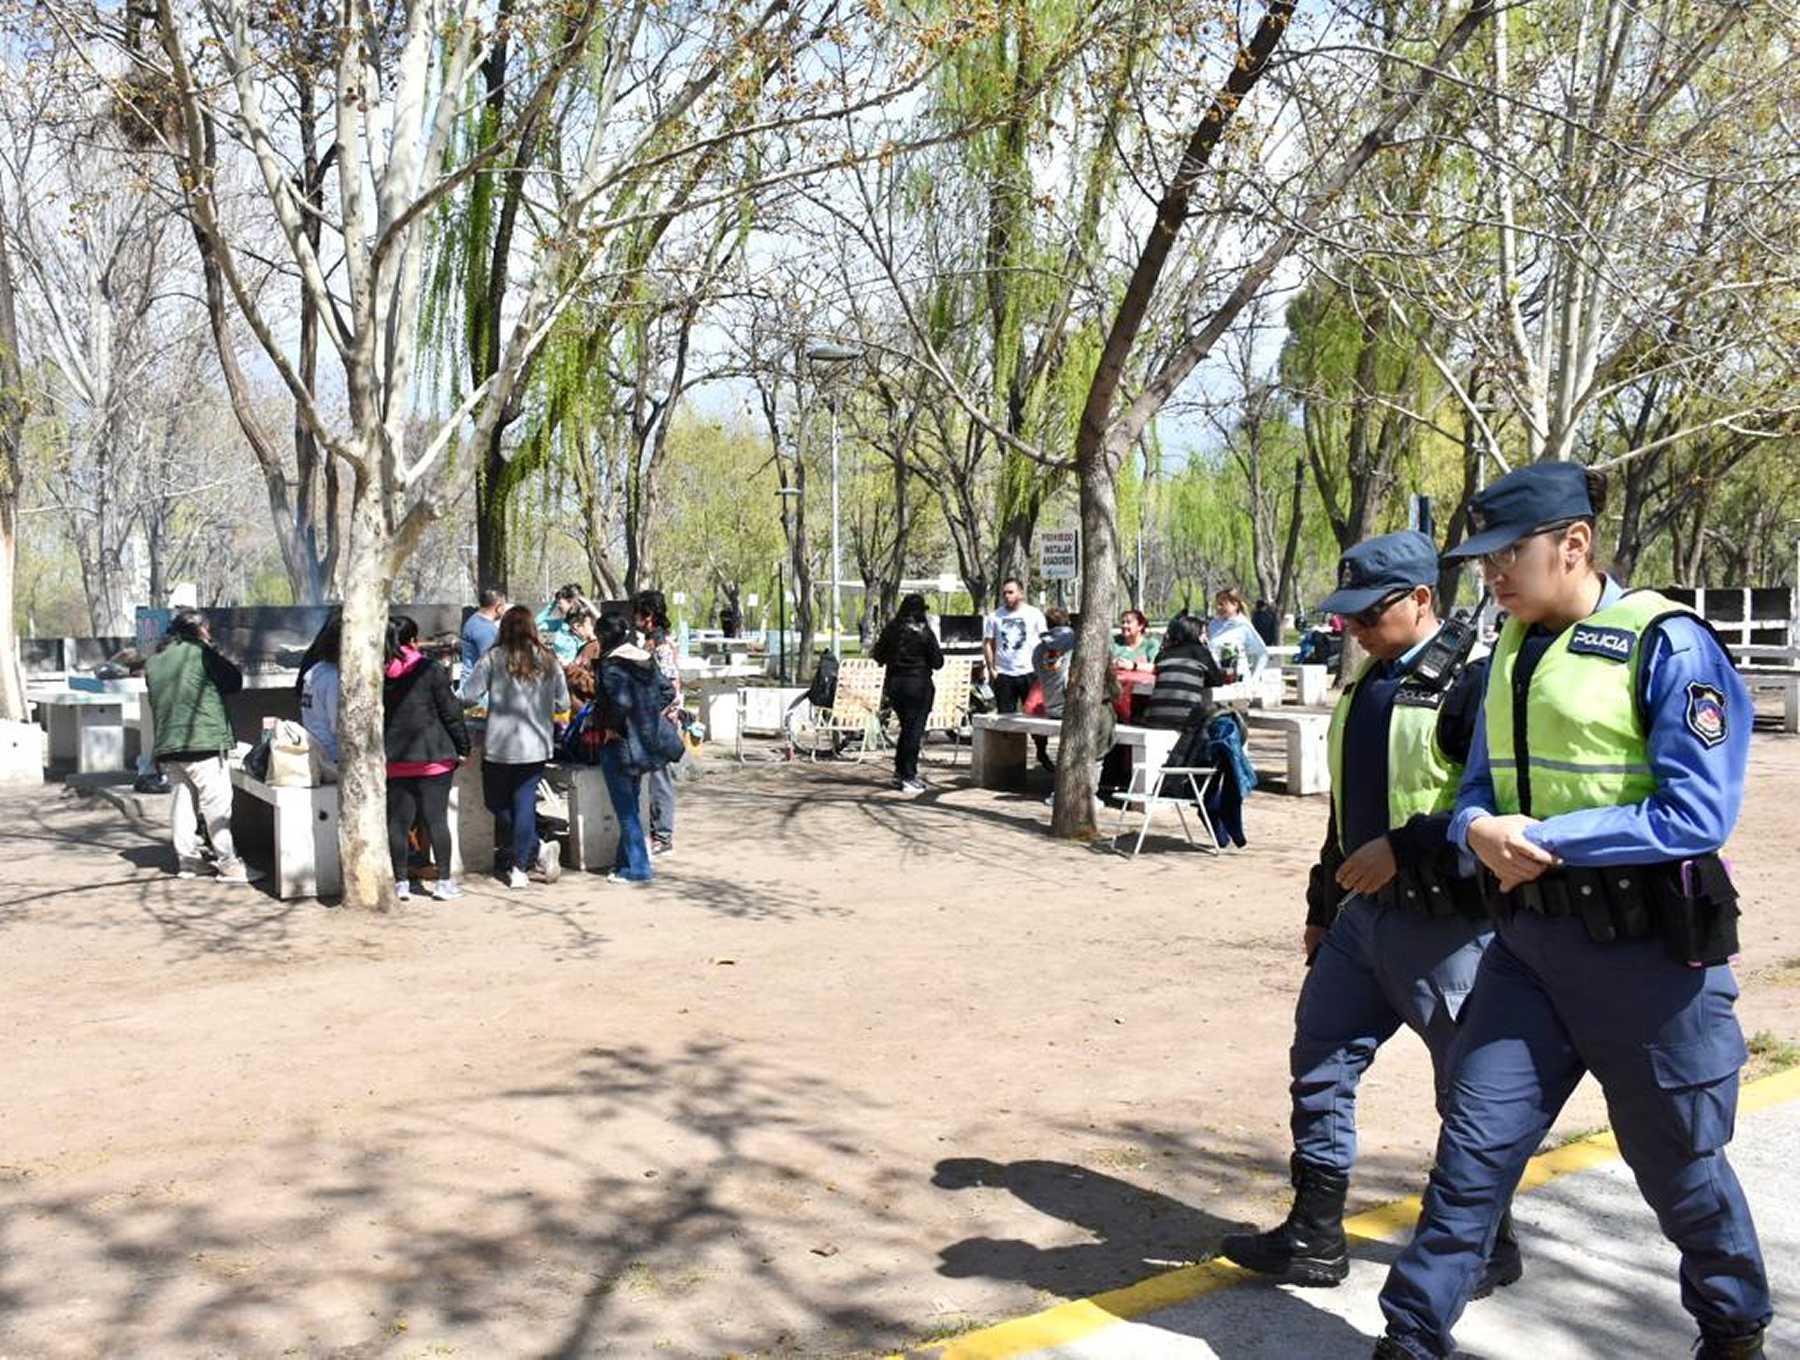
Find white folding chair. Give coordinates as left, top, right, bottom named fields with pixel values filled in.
left=1110, top=764, right=1223, bottom=858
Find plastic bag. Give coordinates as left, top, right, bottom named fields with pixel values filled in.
left=267, top=719, right=322, bottom=787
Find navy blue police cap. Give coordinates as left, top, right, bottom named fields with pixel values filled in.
left=1318, top=530, right=1439, bottom=616
left=1442, top=462, right=1595, bottom=560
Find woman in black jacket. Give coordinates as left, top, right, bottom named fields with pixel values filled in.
left=383, top=615, right=470, bottom=901
left=871, top=593, right=944, bottom=792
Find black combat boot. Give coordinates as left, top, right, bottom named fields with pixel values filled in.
left=1220, top=1154, right=1350, bottom=1286
left=1470, top=1203, right=1524, bottom=1300
left=1694, top=1327, right=1766, bottom=1359
left=1371, top=1337, right=1417, bottom=1359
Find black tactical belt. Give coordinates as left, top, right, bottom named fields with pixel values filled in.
left=1486, top=854, right=1740, bottom=965
left=1376, top=871, right=1489, bottom=921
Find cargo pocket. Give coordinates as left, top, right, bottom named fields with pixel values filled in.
left=1648, top=1028, right=1749, bottom=1154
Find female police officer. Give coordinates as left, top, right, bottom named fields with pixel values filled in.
left=1373, top=464, right=1770, bottom=1360
left=1221, top=531, right=1521, bottom=1298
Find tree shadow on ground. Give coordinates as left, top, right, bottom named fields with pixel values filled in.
left=0, top=1039, right=925, bottom=1359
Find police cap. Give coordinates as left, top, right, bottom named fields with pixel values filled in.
left=1442, top=462, right=1596, bottom=560
left=1318, top=530, right=1439, bottom=616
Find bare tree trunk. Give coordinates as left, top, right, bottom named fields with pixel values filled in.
left=476, top=432, right=512, bottom=591
left=0, top=186, right=25, bottom=721
left=1275, top=456, right=1305, bottom=618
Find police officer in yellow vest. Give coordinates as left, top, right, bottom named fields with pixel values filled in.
left=1375, top=465, right=1770, bottom=1360
left=1222, top=531, right=1521, bottom=1297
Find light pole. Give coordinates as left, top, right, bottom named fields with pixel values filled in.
left=806, top=341, right=862, bottom=656
left=776, top=485, right=802, bottom=682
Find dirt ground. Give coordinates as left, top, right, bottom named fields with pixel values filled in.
left=3, top=727, right=1798, bottom=1360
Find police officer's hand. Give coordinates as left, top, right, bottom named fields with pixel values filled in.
left=1335, top=835, right=1397, bottom=895
left=1466, top=814, right=1558, bottom=891
left=1303, top=925, right=1327, bottom=961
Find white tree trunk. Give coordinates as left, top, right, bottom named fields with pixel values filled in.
left=336, top=492, right=397, bottom=910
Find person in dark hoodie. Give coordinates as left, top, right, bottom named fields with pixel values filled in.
left=594, top=612, right=677, bottom=886
left=871, top=592, right=944, bottom=793
left=383, top=616, right=470, bottom=902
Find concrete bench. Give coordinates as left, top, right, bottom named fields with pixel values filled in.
left=231, top=761, right=472, bottom=900
left=564, top=764, right=654, bottom=872
left=0, top=718, right=44, bottom=785
left=1742, top=668, right=1800, bottom=735
left=1282, top=663, right=1330, bottom=708
left=33, top=692, right=134, bottom=774
left=229, top=763, right=344, bottom=900
left=971, top=714, right=1180, bottom=793
left=1244, top=710, right=1330, bottom=795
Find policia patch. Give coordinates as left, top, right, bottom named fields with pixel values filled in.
left=1686, top=681, right=1729, bottom=748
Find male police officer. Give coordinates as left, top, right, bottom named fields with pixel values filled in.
left=1222, top=532, right=1521, bottom=1297
left=1374, top=465, right=1770, bottom=1359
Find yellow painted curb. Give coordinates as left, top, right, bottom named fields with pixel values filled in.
left=897, top=1062, right=1800, bottom=1360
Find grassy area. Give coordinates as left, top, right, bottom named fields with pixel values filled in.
left=1745, top=1028, right=1800, bottom=1081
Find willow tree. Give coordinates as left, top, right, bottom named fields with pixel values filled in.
left=819, top=0, right=1133, bottom=603
left=1051, top=0, right=1499, bottom=837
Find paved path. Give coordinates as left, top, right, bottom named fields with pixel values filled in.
left=913, top=1069, right=1800, bottom=1359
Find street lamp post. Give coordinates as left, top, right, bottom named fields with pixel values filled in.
left=806, top=342, right=862, bottom=656
left=776, top=485, right=802, bottom=683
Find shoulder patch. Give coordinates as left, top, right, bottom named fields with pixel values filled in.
left=1685, top=681, right=1728, bottom=748
left=1568, top=624, right=1636, bottom=662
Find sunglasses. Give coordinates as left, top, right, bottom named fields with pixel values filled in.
left=1344, top=590, right=1412, bottom=628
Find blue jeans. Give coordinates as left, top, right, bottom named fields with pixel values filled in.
left=1379, top=916, right=1768, bottom=1357
left=600, top=744, right=652, bottom=881
left=481, top=760, right=543, bottom=875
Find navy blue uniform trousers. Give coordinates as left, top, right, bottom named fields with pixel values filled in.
left=1292, top=898, right=1491, bottom=1172
left=1379, top=913, right=1770, bottom=1357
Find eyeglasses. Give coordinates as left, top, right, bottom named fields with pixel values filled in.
left=1476, top=520, right=1580, bottom=576
left=1345, top=590, right=1411, bottom=628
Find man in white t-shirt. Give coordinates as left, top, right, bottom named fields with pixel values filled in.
left=984, top=577, right=1052, bottom=765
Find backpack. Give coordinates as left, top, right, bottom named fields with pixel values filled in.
left=556, top=701, right=608, bottom=765
left=806, top=652, right=840, bottom=710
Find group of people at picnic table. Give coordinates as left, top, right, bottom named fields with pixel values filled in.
left=867, top=579, right=1270, bottom=841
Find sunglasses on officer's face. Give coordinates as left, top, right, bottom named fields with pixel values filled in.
left=1345, top=590, right=1411, bottom=628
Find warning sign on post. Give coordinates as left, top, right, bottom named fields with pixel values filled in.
left=1039, top=529, right=1079, bottom=581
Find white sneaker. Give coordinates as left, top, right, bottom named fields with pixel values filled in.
left=606, top=872, right=649, bottom=888
left=507, top=867, right=529, bottom=890
left=214, top=863, right=265, bottom=885
left=431, top=879, right=464, bottom=901
left=535, top=840, right=562, bottom=884
left=395, top=879, right=413, bottom=901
